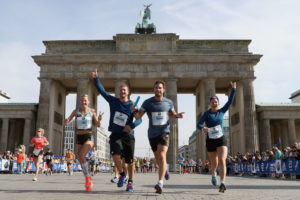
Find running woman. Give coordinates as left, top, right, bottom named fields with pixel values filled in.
left=64, top=94, right=102, bottom=192
left=197, top=81, right=236, bottom=193
left=132, top=80, right=184, bottom=194
left=30, top=128, right=49, bottom=181
left=91, top=69, right=141, bottom=192
left=66, top=149, right=75, bottom=176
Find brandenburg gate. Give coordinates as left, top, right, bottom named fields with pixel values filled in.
left=32, top=33, right=262, bottom=170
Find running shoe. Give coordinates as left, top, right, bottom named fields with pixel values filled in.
left=154, top=184, right=162, bottom=194
left=32, top=177, right=37, bottom=181
left=165, top=169, right=170, bottom=180
left=111, top=177, right=118, bottom=183
left=126, top=182, right=134, bottom=192
left=211, top=176, right=217, bottom=186
left=219, top=183, right=226, bottom=193
left=124, top=176, right=129, bottom=184
left=117, top=174, right=126, bottom=187
left=85, top=176, right=93, bottom=192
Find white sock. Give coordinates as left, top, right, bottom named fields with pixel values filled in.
left=158, top=180, right=164, bottom=187
left=81, top=162, right=90, bottom=176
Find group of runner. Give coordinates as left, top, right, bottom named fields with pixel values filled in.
left=29, top=68, right=236, bottom=194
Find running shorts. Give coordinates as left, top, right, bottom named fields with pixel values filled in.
left=149, top=133, right=169, bottom=152
left=206, top=135, right=227, bottom=152
left=109, top=133, right=135, bottom=164
left=76, top=133, right=93, bottom=145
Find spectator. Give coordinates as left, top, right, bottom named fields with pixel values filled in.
left=16, top=149, right=24, bottom=174
left=272, top=146, right=282, bottom=160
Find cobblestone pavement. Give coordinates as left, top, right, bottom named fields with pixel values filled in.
left=0, top=172, right=299, bottom=200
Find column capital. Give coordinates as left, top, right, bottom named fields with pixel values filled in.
left=202, top=78, right=216, bottom=84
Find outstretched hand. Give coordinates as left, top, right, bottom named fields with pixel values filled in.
left=91, top=69, right=98, bottom=79
left=230, top=81, right=237, bottom=89
left=176, top=112, right=185, bottom=118
left=98, top=112, right=104, bottom=121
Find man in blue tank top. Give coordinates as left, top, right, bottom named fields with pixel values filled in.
left=91, top=69, right=141, bottom=192
left=132, top=80, right=184, bottom=194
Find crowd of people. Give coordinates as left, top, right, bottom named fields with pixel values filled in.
left=227, top=142, right=300, bottom=166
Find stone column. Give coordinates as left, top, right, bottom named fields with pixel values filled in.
left=261, top=119, right=272, bottom=151
left=242, top=78, right=257, bottom=153
left=273, top=121, right=282, bottom=148
left=165, top=79, right=178, bottom=172
left=36, top=79, right=52, bottom=138
left=7, top=119, right=16, bottom=151
left=280, top=121, right=289, bottom=147
left=0, top=118, right=9, bottom=152
left=23, top=119, right=32, bottom=151
left=76, top=79, right=90, bottom=108
left=288, top=119, right=296, bottom=146
left=203, top=79, right=216, bottom=108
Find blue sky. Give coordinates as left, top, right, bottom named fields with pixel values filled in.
left=1, top=0, right=300, bottom=157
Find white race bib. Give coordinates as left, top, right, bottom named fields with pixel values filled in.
left=33, top=148, right=41, bottom=156
left=46, top=155, right=51, bottom=160
left=152, top=112, right=168, bottom=126
left=208, top=125, right=223, bottom=139
left=113, top=111, right=128, bottom=127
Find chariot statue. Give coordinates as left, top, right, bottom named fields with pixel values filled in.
left=135, top=4, right=156, bottom=34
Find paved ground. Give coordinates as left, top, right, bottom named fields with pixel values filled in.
left=0, top=172, right=299, bottom=200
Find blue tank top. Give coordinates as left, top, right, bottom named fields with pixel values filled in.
left=76, top=108, right=93, bottom=130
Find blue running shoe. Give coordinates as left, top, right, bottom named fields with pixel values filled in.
left=154, top=184, right=162, bottom=194
left=117, top=174, right=126, bottom=187
left=211, top=176, right=217, bottom=186
left=126, top=182, right=134, bottom=192
left=165, top=170, right=170, bottom=180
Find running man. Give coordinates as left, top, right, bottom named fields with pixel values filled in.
left=44, top=149, right=54, bottom=175
left=66, top=149, right=75, bottom=176
left=132, top=80, right=184, bottom=194
left=197, top=81, right=236, bottom=193
left=30, top=128, right=49, bottom=181
left=89, top=147, right=98, bottom=176
left=91, top=69, right=141, bottom=192
left=64, top=94, right=102, bottom=192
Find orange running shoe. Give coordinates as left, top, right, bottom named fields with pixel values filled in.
left=85, top=176, right=93, bottom=192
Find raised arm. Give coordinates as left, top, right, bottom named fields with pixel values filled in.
left=91, top=109, right=103, bottom=127
left=220, top=81, right=237, bottom=113
left=91, top=69, right=113, bottom=102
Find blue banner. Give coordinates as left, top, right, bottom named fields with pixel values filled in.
left=229, top=158, right=300, bottom=174
left=0, top=159, right=111, bottom=172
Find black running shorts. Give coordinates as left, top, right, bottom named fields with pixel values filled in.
left=110, top=133, right=135, bottom=164
left=76, top=133, right=93, bottom=145
left=206, top=135, right=227, bottom=152
left=149, top=133, right=169, bottom=152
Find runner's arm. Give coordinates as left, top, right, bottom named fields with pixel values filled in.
left=64, top=109, right=76, bottom=125
left=220, top=82, right=236, bottom=113
left=197, top=112, right=209, bottom=133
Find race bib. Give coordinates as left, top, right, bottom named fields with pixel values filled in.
left=113, top=111, right=128, bottom=127
left=33, top=148, right=41, bottom=156
left=152, top=112, right=168, bottom=126
left=208, top=125, right=223, bottom=139
left=46, top=155, right=51, bottom=160
left=66, top=158, right=71, bottom=162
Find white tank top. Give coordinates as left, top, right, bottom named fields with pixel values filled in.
left=76, top=108, right=93, bottom=130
